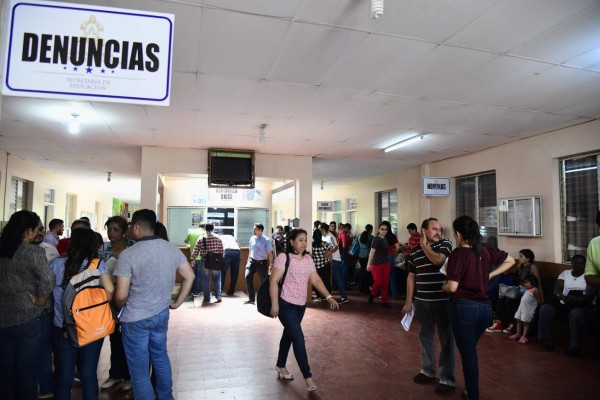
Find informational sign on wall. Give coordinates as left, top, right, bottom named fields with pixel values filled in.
left=317, top=201, right=333, bottom=211
left=1, top=0, right=174, bottom=105
left=422, top=177, right=451, bottom=196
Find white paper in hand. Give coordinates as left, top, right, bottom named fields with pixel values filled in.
left=401, top=304, right=416, bottom=331
left=439, top=257, right=448, bottom=276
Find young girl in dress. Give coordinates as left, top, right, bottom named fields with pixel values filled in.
left=509, top=274, right=541, bottom=344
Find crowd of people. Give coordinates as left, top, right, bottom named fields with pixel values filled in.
left=1, top=209, right=599, bottom=400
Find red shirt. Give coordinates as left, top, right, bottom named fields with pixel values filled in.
left=405, top=233, right=421, bottom=255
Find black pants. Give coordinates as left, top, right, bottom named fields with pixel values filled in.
left=315, top=264, right=332, bottom=298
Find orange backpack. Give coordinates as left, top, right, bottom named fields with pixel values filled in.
left=62, top=258, right=115, bottom=347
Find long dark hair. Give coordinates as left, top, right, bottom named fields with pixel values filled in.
left=360, top=224, right=373, bottom=244
left=312, top=228, right=323, bottom=247
left=287, top=228, right=309, bottom=256
left=0, top=210, right=41, bottom=259
left=380, top=221, right=397, bottom=246
left=61, top=228, right=99, bottom=287
left=452, top=215, right=482, bottom=256
left=519, top=249, right=535, bottom=264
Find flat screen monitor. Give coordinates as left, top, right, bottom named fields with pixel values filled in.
left=208, top=149, right=255, bottom=188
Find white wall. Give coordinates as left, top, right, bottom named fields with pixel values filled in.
left=313, top=120, right=600, bottom=262
left=0, top=151, right=113, bottom=233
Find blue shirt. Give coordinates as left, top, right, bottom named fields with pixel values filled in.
left=248, top=235, right=273, bottom=261
left=49, top=257, right=108, bottom=328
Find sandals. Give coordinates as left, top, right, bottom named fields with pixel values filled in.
left=518, top=336, right=528, bottom=344
left=305, top=378, right=317, bottom=392
left=508, top=333, right=520, bottom=340
left=275, top=366, right=293, bottom=380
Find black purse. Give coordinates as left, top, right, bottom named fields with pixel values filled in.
left=257, top=253, right=290, bottom=317
left=203, top=237, right=224, bottom=270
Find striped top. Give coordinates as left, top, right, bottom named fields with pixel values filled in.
left=409, top=238, right=453, bottom=301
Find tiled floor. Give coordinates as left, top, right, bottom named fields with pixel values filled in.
left=66, top=289, right=597, bottom=399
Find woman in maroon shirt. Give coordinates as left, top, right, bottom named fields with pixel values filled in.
left=442, top=216, right=514, bottom=400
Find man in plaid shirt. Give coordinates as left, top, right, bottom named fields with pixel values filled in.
left=191, top=224, right=224, bottom=303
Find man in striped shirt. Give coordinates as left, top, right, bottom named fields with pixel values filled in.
left=402, top=218, right=455, bottom=395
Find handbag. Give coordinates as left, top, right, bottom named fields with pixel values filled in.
left=395, top=253, right=406, bottom=269
left=257, top=253, right=290, bottom=318
left=349, top=237, right=361, bottom=257
left=203, top=237, right=224, bottom=270
left=498, top=283, right=519, bottom=299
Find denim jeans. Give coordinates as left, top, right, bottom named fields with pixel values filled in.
left=122, top=308, right=172, bottom=400
left=200, top=259, right=222, bottom=301
left=37, top=310, right=55, bottom=395
left=331, top=260, right=347, bottom=299
left=52, top=325, right=103, bottom=400
left=0, top=315, right=44, bottom=400
left=245, top=259, right=268, bottom=302
left=414, top=299, right=455, bottom=386
left=449, top=298, right=492, bottom=400
left=221, top=249, right=241, bottom=294
left=191, top=260, right=203, bottom=295
left=538, top=304, right=587, bottom=348
left=277, top=299, right=311, bottom=379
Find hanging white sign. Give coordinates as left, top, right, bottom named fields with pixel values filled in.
left=1, top=0, right=174, bottom=105
left=423, top=177, right=451, bottom=196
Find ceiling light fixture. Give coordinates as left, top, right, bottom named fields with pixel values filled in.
left=68, top=113, right=80, bottom=134
left=371, top=0, right=384, bottom=19
left=384, top=133, right=425, bottom=153
left=259, top=124, right=267, bottom=145
left=107, top=172, right=112, bottom=182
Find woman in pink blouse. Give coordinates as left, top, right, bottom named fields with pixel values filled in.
left=269, top=228, right=339, bottom=392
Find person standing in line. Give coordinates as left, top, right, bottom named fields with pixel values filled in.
left=49, top=228, right=114, bottom=400
left=114, top=209, right=194, bottom=400
left=184, top=224, right=205, bottom=297
left=398, top=223, right=421, bottom=299
left=442, top=215, right=515, bottom=400
left=0, top=211, right=55, bottom=400
left=310, top=229, right=334, bottom=304
left=367, top=223, right=393, bottom=308
left=381, top=221, right=401, bottom=299
left=402, top=218, right=456, bottom=395
left=270, top=228, right=339, bottom=392
left=98, top=216, right=135, bottom=391
left=191, top=224, right=224, bottom=303
left=357, top=224, right=374, bottom=294
left=43, top=218, right=64, bottom=248
left=319, top=223, right=348, bottom=303
left=219, top=234, right=241, bottom=296
left=244, top=223, right=274, bottom=305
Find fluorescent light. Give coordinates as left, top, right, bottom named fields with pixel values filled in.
left=384, top=134, right=425, bottom=153
left=68, top=113, right=80, bottom=134
left=565, top=166, right=597, bottom=173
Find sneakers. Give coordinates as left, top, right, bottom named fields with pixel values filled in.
left=244, top=300, right=255, bottom=305
left=215, top=297, right=222, bottom=303
left=508, top=333, right=520, bottom=340
left=339, top=298, right=349, bottom=304
left=502, top=323, right=515, bottom=334
left=485, top=321, right=503, bottom=333
left=518, top=336, right=528, bottom=344
left=435, top=383, right=455, bottom=395
left=191, top=292, right=201, bottom=297
left=38, top=393, right=53, bottom=399
left=413, top=373, right=436, bottom=384
left=312, top=297, right=322, bottom=304
left=101, top=377, right=123, bottom=389
left=121, top=380, right=132, bottom=391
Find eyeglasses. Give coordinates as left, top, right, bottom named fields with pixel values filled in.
left=37, top=227, right=46, bottom=233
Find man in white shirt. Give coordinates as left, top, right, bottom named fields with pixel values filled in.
left=319, top=223, right=348, bottom=304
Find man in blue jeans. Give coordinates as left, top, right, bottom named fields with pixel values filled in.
left=114, top=209, right=195, bottom=400
left=219, top=234, right=241, bottom=295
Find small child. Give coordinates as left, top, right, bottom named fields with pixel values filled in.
left=509, top=274, right=541, bottom=344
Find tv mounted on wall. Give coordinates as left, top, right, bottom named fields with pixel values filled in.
left=208, top=149, right=255, bottom=188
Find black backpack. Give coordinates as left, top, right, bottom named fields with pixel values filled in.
left=256, top=253, right=290, bottom=317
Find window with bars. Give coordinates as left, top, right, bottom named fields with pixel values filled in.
left=561, top=154, right=599, bottom=261
left=377, top=190, right=398, bottom=234
left=65, top=193, right=76, bottom=234
left=455, top=172, right=497, bottom=244
left=10, top=178, right=30, bottom=215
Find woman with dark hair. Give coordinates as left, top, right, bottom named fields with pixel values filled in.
left=0, top=210, right=55, bottom=400
left=98, top=216, right=135, bottom=391
left=270, top=229, right=339, bottom=392
left=487, top=248, right=542, bottom=334
left=50, top=228, right=114, bottom=400
left=367, top=223, right=393, bottom=308
left=154, top=222, right=169, bottom=241
left=381, top=221, right=401, bottom=298
left=310, top=229, right=333, bottom=303
left=358, top=224, right=374, bottom=293
left=442, top=215, right=515, bottom=400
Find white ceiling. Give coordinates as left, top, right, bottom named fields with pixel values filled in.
left=1, top=0, right=600, bottom=204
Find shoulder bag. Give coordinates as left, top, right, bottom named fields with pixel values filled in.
left=498, top=283, right=519, bottom=299
left=203, top=237, right=224, bottom=270
left=257, top=253, right=290, bottom=318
